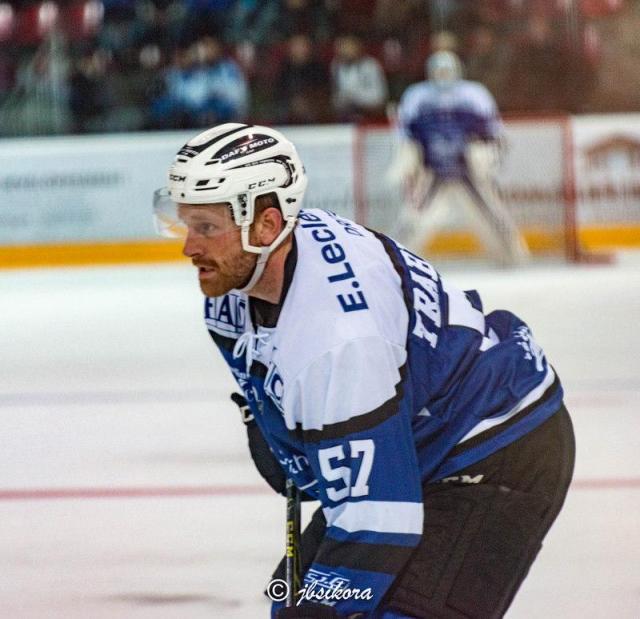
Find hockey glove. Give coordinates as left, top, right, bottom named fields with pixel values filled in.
left=231, top=392, right=287, bottom=495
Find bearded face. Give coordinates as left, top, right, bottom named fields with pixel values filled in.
left=179, top=204, right=258, bottom=297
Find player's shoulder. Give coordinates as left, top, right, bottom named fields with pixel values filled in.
left=292, top=209, right=392, bottom=323
left=283, top=209, right=407, bottom=349
left=456, top=80, right=497, bottom=111
left=400, top=80, right=436, bottom=104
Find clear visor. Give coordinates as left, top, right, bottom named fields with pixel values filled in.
left=152, top=188, right=239, bottom=239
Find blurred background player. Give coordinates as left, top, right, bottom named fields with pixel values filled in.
left=390, top=49, right=529, bottom=266
left=331, top=33, right=388, bottom=123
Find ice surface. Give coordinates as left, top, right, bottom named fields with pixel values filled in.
left=1, top=255, right=638, bottom=618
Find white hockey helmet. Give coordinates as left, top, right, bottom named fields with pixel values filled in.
left=154, top=123, right=308, bottom=291
left=426, top=50, right=462, bottom=83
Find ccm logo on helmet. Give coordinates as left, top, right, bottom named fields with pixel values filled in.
left=169, top=174, right=186, bottom=182
left=247, top=177, right=276, bottom=190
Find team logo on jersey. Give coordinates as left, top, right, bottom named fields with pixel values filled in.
left=299, top=569, right=373, bottom=606
left=230, top=367, right=252, bottom=394
left=278, top=452, right=310, bottom=477
left=204, top=293, right=246, bottom=336
left=264, top=362, right=284, bottom=413
left=305, top=568, right=351, bottom=592
left=514, top=326, right=545, bottom=371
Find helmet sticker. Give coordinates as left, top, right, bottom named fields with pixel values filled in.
left=213, top=134, right=278, bottom=163
left=176, top=124, right=251, bottom=159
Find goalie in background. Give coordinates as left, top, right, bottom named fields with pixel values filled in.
left=389, top=49, right=529, bottom=266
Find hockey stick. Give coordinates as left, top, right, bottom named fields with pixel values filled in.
left=285, top=477, right=302, bottom=607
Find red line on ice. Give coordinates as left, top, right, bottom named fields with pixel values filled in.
left=0, top=478, right=639, bottom=501
left=0, top=484, right=271, bottom=501
left=570, top=477, right=640, bottom=490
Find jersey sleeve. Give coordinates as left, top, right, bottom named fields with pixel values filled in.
left=396, top=85, right=422, bottom=140
left=466, top=82, right=502, bottom=141
left=276, top=336, right=423, bottom=616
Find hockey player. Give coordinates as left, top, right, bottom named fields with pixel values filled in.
left=391, top=50, right=529, bottom=266
left=153, top=123, right=575, bottom=618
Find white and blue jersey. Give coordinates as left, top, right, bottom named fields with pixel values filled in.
left=397, top=80, right=501, bottom=178
left=204, top=209, right=563, bottom=617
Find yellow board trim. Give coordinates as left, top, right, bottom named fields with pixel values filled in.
left=0, top=240, right=185, bottom=269
left=425, top=225, right=640, bottom=256
left=0, top=225, right=638, bottom=269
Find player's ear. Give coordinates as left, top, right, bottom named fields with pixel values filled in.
left=254, top=194, right=284, bottom=245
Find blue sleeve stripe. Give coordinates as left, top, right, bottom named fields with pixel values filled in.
left=327, top=525, right=421, bottom=548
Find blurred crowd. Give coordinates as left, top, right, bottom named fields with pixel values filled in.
left=0, top=0, right=639, bottom=135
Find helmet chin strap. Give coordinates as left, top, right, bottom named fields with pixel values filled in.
left=237, top=246, right=270, bottom=293
left=236, top=218, right=296, bottom=294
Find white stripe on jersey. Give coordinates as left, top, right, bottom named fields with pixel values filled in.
left=323, top=500, right=424, bottom=535
left=442, top=280, right=486, bottom=334
left=282, top=336, right=407, bottom=432
left=479, top=327, right=500, bottom=352
left=457, top=365, right=557, bottom=444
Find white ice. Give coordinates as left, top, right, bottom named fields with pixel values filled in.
left=0, top=254, right=638, bottom=618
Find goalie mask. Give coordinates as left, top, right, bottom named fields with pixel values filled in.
left=426, top=50, right=462, bottom=84
left=153, top=123, right=308, bottom=292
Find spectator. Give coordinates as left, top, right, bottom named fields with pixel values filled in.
left=100, top=44, right=164, bottom=132
left=150, top=45, right=193, bottom=128
left=68, top=49, right=109, bottom=132
left=98, top=0, right=140, bottom=56
left=278, top=0, right=333, bottom=43
left=0, top=48, right=16, bottom=102
left=14, top=42, right=71, bottom=134
left=464, top=24, right=509, bottom=105
left=431, top=29, right=459, bottom=53
left=178, top=0, right=234, bottom=41
left=137, top=0, right=186, bottom=54
left=501, top=14, right=567, bottom=112
left=224, top=0, right=279, bottom=47
left=373, top=0, right=425, bottom=41
left=192, top=35, right=248, bottom=122
left=151, top=36, right=248, bottom=128
left=333, top=0, right=375, bottom=38
left=330, top=34, right=388, bottom=122
left=275, top=33, right=329, bottom=124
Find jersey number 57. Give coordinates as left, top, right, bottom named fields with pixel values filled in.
left=318, top=439, right=375, bottom=502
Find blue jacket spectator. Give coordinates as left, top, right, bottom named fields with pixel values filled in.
left=151, top=36, right=248, bottom=128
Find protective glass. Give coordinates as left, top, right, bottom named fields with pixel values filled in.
left=152, top=188, right=239, bottom=239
